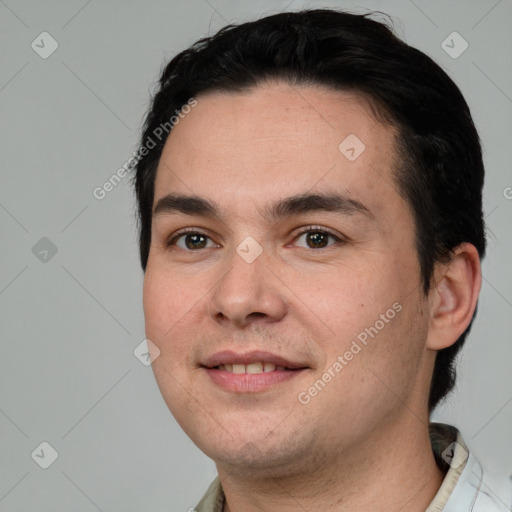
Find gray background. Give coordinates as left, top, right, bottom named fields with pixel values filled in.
left=1, top=0, right=511, bottom=510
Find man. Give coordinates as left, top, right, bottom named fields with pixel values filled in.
left=132, top=9, right=509, bottom=512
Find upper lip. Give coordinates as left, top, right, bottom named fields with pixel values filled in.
left=201, top=350, right=309, bottom=370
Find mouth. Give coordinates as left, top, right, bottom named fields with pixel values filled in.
left=214, top=362, right=301, bottom=373
left=201, top=350, right=310, bottom=393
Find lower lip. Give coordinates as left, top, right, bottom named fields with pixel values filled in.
left=204, top=368, right=307, bottom=393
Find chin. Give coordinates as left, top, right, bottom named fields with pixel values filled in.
left=191, top=423, right=315, bottom=476
left=212, top=447, right=302, bottom=476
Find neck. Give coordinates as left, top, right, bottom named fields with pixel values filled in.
left=218, top=417, right=444, bottom=512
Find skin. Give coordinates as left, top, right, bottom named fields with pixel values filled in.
left=143, top=81, right=481, bottom=511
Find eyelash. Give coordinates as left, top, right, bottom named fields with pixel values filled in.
left=166, top=226, right=345, bottom=250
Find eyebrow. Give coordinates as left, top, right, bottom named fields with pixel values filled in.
left=153, top=192, right=374, bottom=222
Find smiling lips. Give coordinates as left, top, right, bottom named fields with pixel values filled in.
left=202, top=350, right=309, bottom=392
left=202, top=349, right=308, bottom=371
left=217, top=362, right=288, bottom=373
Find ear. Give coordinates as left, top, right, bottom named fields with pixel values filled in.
left=426, top=243, right=482, bottom=351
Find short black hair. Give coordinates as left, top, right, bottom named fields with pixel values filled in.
left=132, top=9, right=486, bottom=412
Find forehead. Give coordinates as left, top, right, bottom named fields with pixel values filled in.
left=154, top=81, right=401, bottom=217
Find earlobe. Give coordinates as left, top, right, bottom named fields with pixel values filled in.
left=426, top=243, right=482, bottom=351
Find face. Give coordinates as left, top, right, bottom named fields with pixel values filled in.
left=143, top=81, right=434, bottom=477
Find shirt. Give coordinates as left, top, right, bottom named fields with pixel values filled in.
left=194, top=423, right=510, bottom=512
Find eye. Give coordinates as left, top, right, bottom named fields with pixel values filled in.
left=168, top=231, right=218, bottom=250
left=292, top=228, right=342, bottom=249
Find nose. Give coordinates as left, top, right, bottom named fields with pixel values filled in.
left=208, top=243, right=287, bottom=328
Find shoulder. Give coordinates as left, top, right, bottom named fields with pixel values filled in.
left=444, top=449, right=511, bottom=511
left=194, top=477, right=224, bottom=512
left=429, top=423, right=511, bottom=512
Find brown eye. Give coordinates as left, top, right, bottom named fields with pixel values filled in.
left=306, top=232, right=329, bottom=248
left=184, top=234, right=208, bottom=249
left=294, top=230, right=340, bottom=249
left=169, top=232, right=217, bottom=250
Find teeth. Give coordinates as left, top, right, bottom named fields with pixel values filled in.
left=232, top=364, right=246, bottom=374
left=246, top=362, right=263, bottom=374
left=217, top=362, right=285, bottom=374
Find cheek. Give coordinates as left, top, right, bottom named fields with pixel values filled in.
left=289, top=252, right=420, bottom=377
left=307, top=298, right=427, bottom=435
left=143, top=265, right=197, bottom=344
left=143, top=268, right=170, bottom=339
left=143, top=267, right=202, bottom=417
left=283, top=255, right=402, bottom=337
